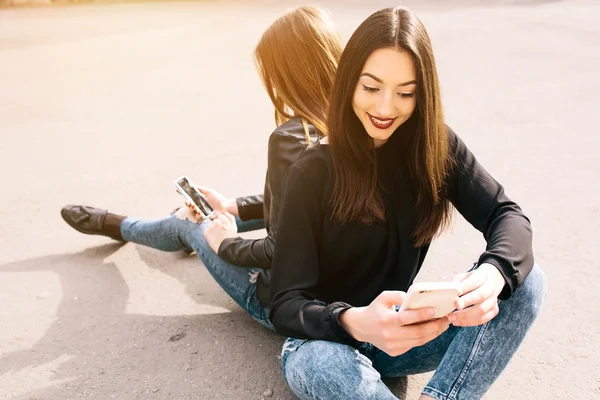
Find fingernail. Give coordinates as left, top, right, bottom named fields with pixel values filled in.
left=427, top=309, right=435, bottom=317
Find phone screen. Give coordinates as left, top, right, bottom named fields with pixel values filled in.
left=176, top=177, right=213, bottom=216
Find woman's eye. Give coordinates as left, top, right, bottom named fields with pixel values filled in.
left=399, top=92, right=415, bottom=98
left=362, top=85, right=379, bottom=93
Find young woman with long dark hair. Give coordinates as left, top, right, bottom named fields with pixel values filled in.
left=269, top=7, right=546, bottom=399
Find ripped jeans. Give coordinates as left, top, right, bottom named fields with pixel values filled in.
left=120, top=215, right=274, bottom=330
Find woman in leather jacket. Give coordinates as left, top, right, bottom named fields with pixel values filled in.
left=60, top=6, right=343, bottom=329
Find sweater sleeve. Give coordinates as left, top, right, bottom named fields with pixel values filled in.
left=269, top=163, right=362, bottom=347
left=448, top=128, right=534, bottom=299
left=217, top=132, right=306, bottom=269
left=236, top=194, right=264, bottom=221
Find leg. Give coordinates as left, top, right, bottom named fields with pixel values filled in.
left=121, top=216, right=273, bottom=329
left=422, top=264, right=546, bottom=399
left=189, top=222, right=273, bottom=330
left=235, top=216, right=265, bottom=233
left=281, top=338, right=398, bottom=400
left=372, top=264, right=546, bottom=400
left=121, top=216, right=194, bottom=252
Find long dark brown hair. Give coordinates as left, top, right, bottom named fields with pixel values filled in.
left=328, top=7, right=453, bottom=247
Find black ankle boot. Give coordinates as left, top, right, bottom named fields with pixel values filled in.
left=61, top=205, right=126, bottom=241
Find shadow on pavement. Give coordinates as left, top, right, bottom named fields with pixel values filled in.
left=0, top=243, right=408, bottom=399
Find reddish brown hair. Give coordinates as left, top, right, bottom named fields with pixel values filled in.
left=255, top=6, right=342, bottom=140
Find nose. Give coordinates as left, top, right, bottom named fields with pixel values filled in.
left=375, top=91, right=394, bottom=118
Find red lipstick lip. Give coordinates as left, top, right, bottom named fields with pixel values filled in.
left=367, top=113, right=396, bottom=129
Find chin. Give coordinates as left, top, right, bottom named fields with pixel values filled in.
left=367, top=131, right=391, bottom=141
left=366, top=133, right=393, bottom=146
left=365, top=125, right=394, bottom=139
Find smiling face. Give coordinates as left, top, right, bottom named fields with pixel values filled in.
left=351, top=47, right=417, bottom=147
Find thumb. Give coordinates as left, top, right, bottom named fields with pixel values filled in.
left=452, top=270, right=480, bottom=296
left=451, top=271, right=472, bottom=284
left=195, top=185, right=210, bottom=194
left=374, top=290, right=406, bottom=309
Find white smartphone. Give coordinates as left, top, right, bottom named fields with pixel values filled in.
left=399, top=282, right=460, bottom=319
left=173, top=176, right=214, bottom=219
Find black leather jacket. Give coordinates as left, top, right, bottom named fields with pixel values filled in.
left=217, top=118, right=322, bottom=272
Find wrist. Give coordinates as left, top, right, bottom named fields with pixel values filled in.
left=211, top=238, right=224, bottom=254
left=480, top=262, right=506, bottom=293
left=339, top=307, right=364, bottom=341
left=226, top=198, right=239, bottom=216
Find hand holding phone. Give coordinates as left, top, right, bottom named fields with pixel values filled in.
left=174, top=176, right=215, bottom=219
left=448, top=263, right=505, bottom=327
left=339, top=290, right=451, bottom=357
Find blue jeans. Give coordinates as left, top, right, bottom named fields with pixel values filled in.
left=120, top=215, right=274, bottom=330
left=281, top=264, right=546, bottom=400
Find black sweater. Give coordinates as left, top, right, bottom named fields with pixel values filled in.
left=267, top=127, right=534, bottom=346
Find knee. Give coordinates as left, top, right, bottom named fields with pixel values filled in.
left=514, top=264, right=547, bottom=319
left=282, top=340, right=380, bottom=400
left=186, top=221, right=212, bottom=254
left=283, top=340, right=338, bottom=397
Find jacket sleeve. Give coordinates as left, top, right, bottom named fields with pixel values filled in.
left=269, top=164, right=362, bottom=347
left=217, top=132, right=307, bottom=269
left=236, top=194, right=264, bottom=221
left=448, top=128, right=534, bottom=299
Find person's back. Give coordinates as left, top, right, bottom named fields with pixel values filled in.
left=214, top=7, right=343, bottom=309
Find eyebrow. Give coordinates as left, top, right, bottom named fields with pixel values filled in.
left=360, top=73, right=417, bottom=87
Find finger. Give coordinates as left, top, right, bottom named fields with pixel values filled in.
left=185, top=200, right=190, bottom=207
left=223, top=211, right=236, bottom=225
left=451, top=271, right=472, bottom=284
left=414, top=318, right=451, bottom=344
left=394, top=307, right=437, bottom=326
left=450, top=297, right=498, bottom=326
left=450, top=305, right=499, bottom=327
left=400, top=317, right=449, bottom=338
left=195, top=185, right=209, bottom=194
left=204, top=224, right=214, bottom=238
left=375, top=290, right=406, bottom=309
left=457, top=271, right=487, bottom=296
left=217, top=213, right=229, bottom=226
left=412, top=319, right=450, bottom=346
left=456, top=284, right=495, bottom=310
left=390, top=318, right=449, bottom=348
left=381, top=318, right=450, bottom=357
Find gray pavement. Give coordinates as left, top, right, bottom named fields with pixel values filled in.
left=0, top=0, right=599, bottom=398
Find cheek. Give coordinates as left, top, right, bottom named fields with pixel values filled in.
left=352, top=90, right=370, bottom=115
left=400, top=98, right=417, bottom=117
